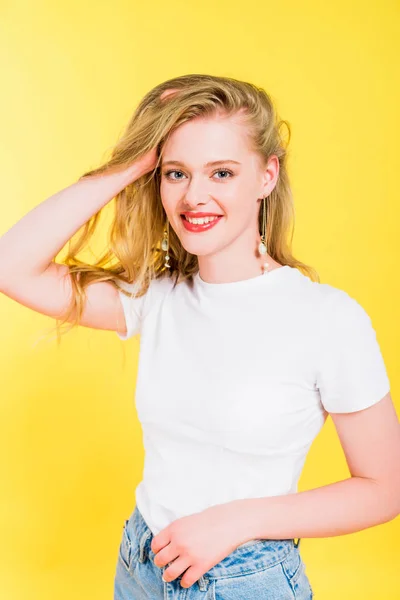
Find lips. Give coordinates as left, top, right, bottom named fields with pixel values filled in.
left=180, top=214, right=223, bottom=233
left=181, top=212, right=223, bottom=218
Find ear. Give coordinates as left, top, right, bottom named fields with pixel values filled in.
left=259, top=154, right=280, bottom=198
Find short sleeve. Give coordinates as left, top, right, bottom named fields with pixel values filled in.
left=115, top=279, right=148, bottom=340
left=316, top=290, right=390, bottom=413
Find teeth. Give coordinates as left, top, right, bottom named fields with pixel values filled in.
left=186, top=216, right=218, bottom=224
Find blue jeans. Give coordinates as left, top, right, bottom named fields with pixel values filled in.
left=114, top=504, right=314, bottom=599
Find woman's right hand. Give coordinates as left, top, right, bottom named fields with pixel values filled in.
left=120, top=147, right=159, bottom=185
left=111, top=88, right=180, bottom=185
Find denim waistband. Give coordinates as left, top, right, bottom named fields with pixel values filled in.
left=128, top=503, right=301, bottom=590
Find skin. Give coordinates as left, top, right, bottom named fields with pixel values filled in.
left=159, top=108, right=282, bottom=284
left=149, top=91, right=400, bottom=590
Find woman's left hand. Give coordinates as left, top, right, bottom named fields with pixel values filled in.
left=150, top=500, right=253, bottom=589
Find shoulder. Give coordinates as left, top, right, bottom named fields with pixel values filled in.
left=290, top=269, right=372, bottom=326
left=310, top=281, right=376, bottom=343
left=293, top=269, right=363, bottom=307
left=115, top=272, right=177, bottom=313
left=117, top=272, right=176, bottom=294
left=318, top=283, right=370, bottom=322
left=284, top=267, right=341, bottom=307
left=144, top=273, right=180, bottom=313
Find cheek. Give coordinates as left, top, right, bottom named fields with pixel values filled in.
left=226, top=196, right=253, bottom=224
left=159, top=184, right=177, bottom=213
left=159, top=180, right=167, bottom=201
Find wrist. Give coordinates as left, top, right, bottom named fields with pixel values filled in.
left=230, top=498, right=262, bottom=544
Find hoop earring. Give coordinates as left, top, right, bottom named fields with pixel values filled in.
left=161, top=219, right=171, bottom=269
left=258, top=196, right=270, bottom=275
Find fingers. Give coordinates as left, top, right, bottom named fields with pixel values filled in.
left=159, top=88, right=180, bottom=101
left=162, top=555, right=192, bottom=583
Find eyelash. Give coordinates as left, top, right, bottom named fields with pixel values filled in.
left=162, top=168, right=234, bottom=181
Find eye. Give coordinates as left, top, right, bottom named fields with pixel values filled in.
left=163, top=170, right=185, bottom=180
left=213, top=169, right=234, bottom=179
left=162, top=168, right=234, bottom=181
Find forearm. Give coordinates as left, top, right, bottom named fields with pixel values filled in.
left=0, top=165, right=138, bottom=281
left=235, top=477, right=398, bottom=542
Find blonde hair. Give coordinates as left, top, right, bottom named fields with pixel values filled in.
left=41, top=73, right=320, bottom=345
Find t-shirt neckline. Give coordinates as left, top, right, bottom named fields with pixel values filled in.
left=193, top=265, right=293, bottom=295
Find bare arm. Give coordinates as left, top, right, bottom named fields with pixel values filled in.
left=233, top=392, right=400, bottom=543
left=0, top=162, right=150, bottom=281
left=0, top=150, right=157, bottom=334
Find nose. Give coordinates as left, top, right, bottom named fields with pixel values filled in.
left=183, top=176, right=210, bottom=208
left=184, top=197, right=209, bottom=210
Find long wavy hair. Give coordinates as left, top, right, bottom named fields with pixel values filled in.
left=39, top=73, right=319, bottom=346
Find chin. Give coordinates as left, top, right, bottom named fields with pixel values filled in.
left=178, top=242, right=216, bottom=258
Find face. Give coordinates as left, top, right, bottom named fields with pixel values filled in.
left=159, top=113, right=278, bottom=260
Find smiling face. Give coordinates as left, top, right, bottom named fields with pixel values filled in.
left=159, top=112, right=279, bottom=277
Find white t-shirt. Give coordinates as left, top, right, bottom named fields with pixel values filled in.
left=116, top=266, right=390, bottom=536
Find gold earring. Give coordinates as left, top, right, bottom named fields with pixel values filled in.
left=161, top=219, right=171, bottom=269
left=258, top=196, right=270, bottom=275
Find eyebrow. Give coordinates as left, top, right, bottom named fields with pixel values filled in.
left=161, top=159, right=242, bottom=168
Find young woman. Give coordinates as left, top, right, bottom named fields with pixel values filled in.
left=1, top=74, right=399, bottom=600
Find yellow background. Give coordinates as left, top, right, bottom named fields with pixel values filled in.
left=0, top=1, right=399, bottom=598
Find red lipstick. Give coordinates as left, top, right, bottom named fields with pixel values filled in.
left=180, top=213, right=223, bottom=233
left=181, top=212, right=223, bottom=217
